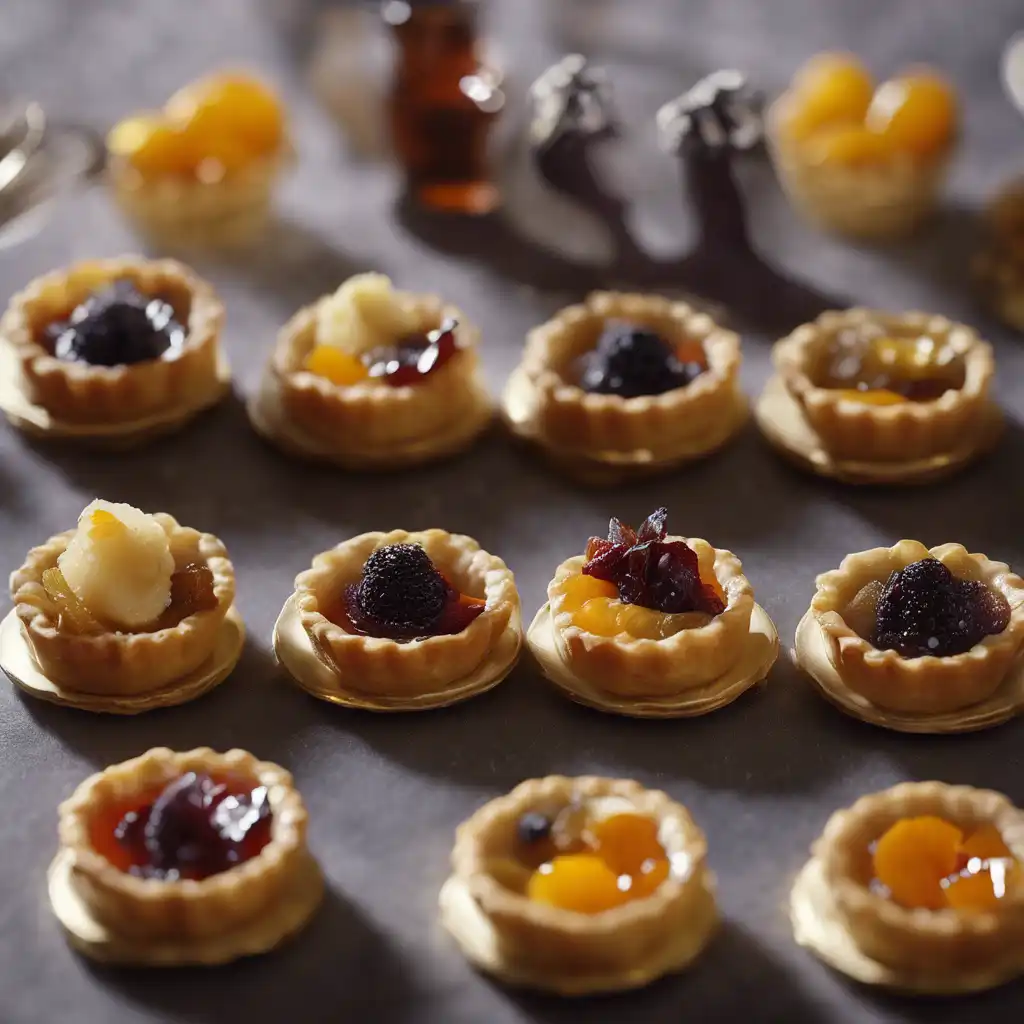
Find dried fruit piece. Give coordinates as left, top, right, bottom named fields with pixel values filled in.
left=843, top=579, right=884, bottom=640
left=579, top=321, right=703, bottom=398
left=364, top=318, right=461, bottom=387
left=159, top=562, right=218, bottom=626
left=942, top=859, right=1019, bottom=911
left=874, top=558, right=1011, bottom=658
left=866, top=71, right=957, bottom=159
left=572, top=597, right=621, bottom=637
left=527, top=854, right=631, bottom=914
left=588, top=813, right=665, bottom=876
left=805, top=124, right=890, bottom=167
left=873, top=816, right=962, bottom=909
left=304, top=345, right=369, bottom=386
left=41, top=567, right=104, bottom=635
left=106, top=115, right=198, bottom=177
left=957, top=824, right=1012, bottom=863
left=559, top=573, right=618, bottom=613
left=785, top=53, right=874, bottom=142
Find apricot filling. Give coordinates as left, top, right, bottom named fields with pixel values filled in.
left=515, top=805, right=670, bottom=914
left=325, top=542, right=484, bottom=641
left=88, top=771, right=272, bottom=881
left=871, top=815, right=1019, bottom=912
left=780, top=53, right=956, bottom=167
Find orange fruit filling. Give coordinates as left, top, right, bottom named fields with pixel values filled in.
left=785, top=53, right=874, bottom=142
left=872, top=816, right=1019, bottom=912
left=865, top=71, right=957, bottom=159
left=304, top=345, right=370, bottom=386
left=527, top=855, right=631, bottom=914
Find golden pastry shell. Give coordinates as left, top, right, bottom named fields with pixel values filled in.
left=520, top=292, right=742, bottom=456
left=773, top=308, right=994, bottom=461
left=548, top=538, right=754, bottom=696
left=451, top=775, right=711, bottom=976
left=271, top=293, right=487, bottom=449
left=294, top=529, right=519, bottom=696
left=816, top=781, right=1024, bottom=971
left=0, top=256, right=224, bottom=423
left=811, top=540, right=1024, bottom=714
left=10, top=513, right=235, bottom=696
left=58, top=747, right=308, bottom=940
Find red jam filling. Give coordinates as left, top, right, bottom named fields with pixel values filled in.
left=89, top=772, right=272, bottom=881
left=364, top=317, right=461, bottom=387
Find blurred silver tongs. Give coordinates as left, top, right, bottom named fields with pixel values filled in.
left=0, top=99, right=105, bottom=248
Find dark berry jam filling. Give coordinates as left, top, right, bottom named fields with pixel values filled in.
left=90, top=772, right=272, bottom=881
left=363, top=317, right=460, bottom=387
left=44, top=278, right=186, bottom=368
left=873, top=558, right=1011, bottom=659
left=328, top=542, right=485, bottom=641
left=579, top=320, right=705, bottom=399
left=583, top=507, right=725, bottom=616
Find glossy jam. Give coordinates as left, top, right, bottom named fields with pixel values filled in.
left=89, top=771, right=272, bottom=880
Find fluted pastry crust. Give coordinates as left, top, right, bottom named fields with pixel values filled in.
left=811, top=540, right=1024, bottom=714
left=10, top=514, right=235, bottom=696
left=816, top=781, right=1024, bottom=972
left=520, top=292, right=742, bottom=457
left=547, top=537, right=754, bottom=696
left=294, top=529, right=519, bottom=697
left=57, top=747, right=309, bottom=940
left=767, top=97, right=951, bottom=240
left=0, top=256, right=224, bottom=423
left=271, top=294, right=489, bottom=450
left=774, top=308, right=994, bottom=461
left=449, top=775, right=715, bottom=978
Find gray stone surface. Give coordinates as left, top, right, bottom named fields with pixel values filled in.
left=2, top=1, right=1024, bottom=1022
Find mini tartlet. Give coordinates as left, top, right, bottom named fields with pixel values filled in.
left=274, top=528, right=522, bottom=710
left=974, top=179, right=1024, bottom=332
left=249, top=273, right=493, bottom=468
left=440, top=775, right=718, bottom=994
left=768, top=54, right=957, bottom=241
left=792, top=781, right=1024, bottom=993
left=795, top=540, right=1024, bottom=731
left=5, top=500, right=242, bottom=712
left=49, top=746, right=323, bottom=965
left=0, top=256, right=228, bottom=443
left=527, top=508, right=778, bottom=717
left=106, top=71, right=290, bottom=247
left=757, top=308, right=1001, bottom=482
left=502, top=291, right=746, bottom=483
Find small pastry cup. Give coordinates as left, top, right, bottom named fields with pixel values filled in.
left=795, top=540, right=1024, bottom=727
left=8, top=514, right=241, bottom=706
left=973, top=179, right=1024, bottom=332
left=0, top=256, right=227, bottom=429
left=107, top=148, right=290, bottom=250
left=276, top=530, right=522, bottom=711
left=791, top=782, right=1024, bottom=993
left=440, top=776, right=719, bottom=995
left=767, top=96, right=951, bottom=242
left=50, top=747, right=323, bottom=965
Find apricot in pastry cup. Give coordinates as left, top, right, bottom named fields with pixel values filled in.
left=756, top=308, right=1002, bottom=484
left=794, top=540, right=1024, bottom=733
left=4, top=500, right=243, bottom=713
left=274, top=528, right=522, bottom=710
left=0, top=256, right=229, bottom=447
left=249, top=273, right=493, bottom=470
left=768, top=55, right=957, bottom=240
left=527, top=508, right=778, bottom=717
left=502, top=291, right=747, bottom=485
left=49, top=746, right=323, bottom=965
left=440, top=775, right=718, bottom=994
left=791, top=781, right=1024, bottom=993
left=106, top=71, right=291, bottom=248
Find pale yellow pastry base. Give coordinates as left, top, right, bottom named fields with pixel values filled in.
left=790, top=857, right=1024, bottom=994
left=247, top=371, right=494, bottom=471
left=439, top=873, right=719, bottom=996
left=0, top=343, right=231, bottom=448
left=0, top=605, right=245, bottom=714
left=793, top=610, right=1024, bottom=734
left=527, top=603, right=778, bottom=718
left=501, top=368, right=749, bottom=485
left=48, top=847, right=324, bottom=967
left=273, top=594, right=522, bottom=711
left=755, top=375, right=1003, bottom=485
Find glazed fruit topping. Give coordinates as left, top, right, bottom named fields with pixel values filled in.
left=519, top=805, right=670, bottom=914
left=873, top=558, right=1011, bottom=659
left=106, top=772, right=272, bottom=881
left=582, top=507, right=725, bottom=616
left=364, top=317, right=460, bottom=387
left=872, top=815, right=1018, bottom=912
left=579, top=320, right=704, bottom=399
left=334, top=543, right=485, bottom=641
left=44, top=279, right=186, bottom=368
left=41, top=566, right=103, bottom=634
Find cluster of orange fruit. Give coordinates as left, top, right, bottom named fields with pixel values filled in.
left=779, top=53, right=957, bottom=167
left=107, top=73, right=286, bottom=180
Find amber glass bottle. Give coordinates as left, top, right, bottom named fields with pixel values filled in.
left=384, top=0, right=502, bottom=214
